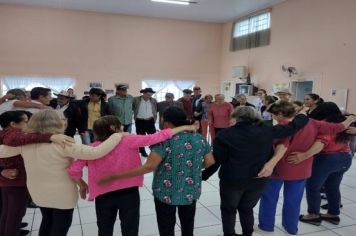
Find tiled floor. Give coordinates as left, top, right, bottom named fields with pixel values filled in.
left=23, top=156, right=356, bottom=236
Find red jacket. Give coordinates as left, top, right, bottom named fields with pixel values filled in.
left=271, top=119, right=345, bottom=180
left=0, top=129, right=51, bottom=187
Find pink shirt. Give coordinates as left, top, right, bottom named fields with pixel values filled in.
left=67, top=129, right=173, bottom=200
left=271, top=119, right=345, bottom=180
left=208, top=102, right=233, bottom=128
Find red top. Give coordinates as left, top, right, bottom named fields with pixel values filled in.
left=317, top=134, right=351, bottom=154
left=208, top=102, right=234, bottom=128
left=271, top=119, right=345, bottom=180
left=178, top=97, right=193, bottom=119
left=0, top=129, right=52, bottom=187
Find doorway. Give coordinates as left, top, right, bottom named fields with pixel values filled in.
left=290, top=81, right=314, bottom=101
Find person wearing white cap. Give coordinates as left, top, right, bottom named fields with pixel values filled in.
left=51, top=90, right=85, bottom=137
left=108, top=83, right=134, bottom=133
left=275, top=89, right=292, bottom=102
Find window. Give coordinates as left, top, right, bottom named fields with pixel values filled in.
left=234, top=12, right=271, bottom=37
left=142, top=80, right=195, bottom=102
left=0, top=76, right=75, bottom=96
left=231, top=11, right=271, bottom=51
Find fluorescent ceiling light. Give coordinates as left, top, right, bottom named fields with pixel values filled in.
left=151, top=0, right=190, bottom=5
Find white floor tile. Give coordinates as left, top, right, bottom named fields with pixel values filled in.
left=23, top=157, right=356, bottom=236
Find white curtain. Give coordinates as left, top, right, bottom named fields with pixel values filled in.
left=173, top=80, right=195, bottom=92
left=2, top=77, right=75, bottom=93
left=143, top=80, right=169, bottom=94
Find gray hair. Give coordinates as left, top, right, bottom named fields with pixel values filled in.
left=7, top=89, right=26, bottom=100
left=231, top=106, right=262, bottom=123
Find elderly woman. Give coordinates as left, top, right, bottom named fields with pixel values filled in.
left=202, top=106, right=309, bottom=236
left=0, top=110, right=124, bottom=236
left=208, top=94, right=234, bottom=142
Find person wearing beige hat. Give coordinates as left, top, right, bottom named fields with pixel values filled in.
left=50, top=90, right=85, bottom=137
left=275, top=89, right=293, bottom=102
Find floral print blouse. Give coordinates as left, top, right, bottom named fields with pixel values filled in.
left=150, top=132, right=211, bottom=205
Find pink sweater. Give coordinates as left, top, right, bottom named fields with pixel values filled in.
left=67, top=129, right=173, bottom=200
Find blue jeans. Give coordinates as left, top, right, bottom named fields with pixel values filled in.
left=306, top=152, right=352, bottom=215
left=80, top=130, right=94, bottom=145
left=123, top=124, right=132, bottom=133
left=258, top=179, right=306, bottom=235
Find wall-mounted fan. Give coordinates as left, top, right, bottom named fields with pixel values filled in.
left=281, top=65, right=298, bottom=77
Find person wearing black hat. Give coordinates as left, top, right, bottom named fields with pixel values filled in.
left=178, top=89, right=193, bottom=121
left=133, top=88, right=158, bottom=156
left=50, top=90, right=85, bottom=138
left=108, top=84, right=134, bottom=133
left=80, top=88, right=112, bottom=144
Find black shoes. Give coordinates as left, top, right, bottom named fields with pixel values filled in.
left=300, top=214, right=341, bottom=226
left=20, top=229, right=30, bottom=235
left=299, top=214, right=322, bottom=226
left=321, top=215, right=340, bottom=225
left=20, top=222, right=28, bottom=228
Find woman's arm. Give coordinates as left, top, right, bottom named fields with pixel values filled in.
left=64, top=133, right=123, bottom=160
left=202, top=136, right=226, bottom=180
left=258, top=144, right=287, bottom=177
left=314, top=116, right=356, bottom=135
left=3, top=131, right=74, bottom=147
left=203, top=152, right=215, bottom=168
left=0, top=145, right=21, bottom=158
left=67, top=160, right=88, bottom=181
left=98, top=151, right=163, bottom=186
left=126, top=125, right=197, bottom=149
left=271, top=114, right=309, bottom=139
left=287, top=141, right=325, bottom=164
left=13, top=101, right=50, bottom=109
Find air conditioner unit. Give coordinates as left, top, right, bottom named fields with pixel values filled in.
left=232, top=66, right=248, bottom=79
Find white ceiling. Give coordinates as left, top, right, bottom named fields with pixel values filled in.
left=0, top=0, right=287, bottom=23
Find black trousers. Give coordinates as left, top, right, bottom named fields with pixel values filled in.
left=39, top=207, right=74, bottom=236
left=220, top=179, right=267, bottom=236
left=154, top=198, right=196, bottom=236
left=135, top=118, right=156, bottom=155
left=95, top=187, right=140, bottom=236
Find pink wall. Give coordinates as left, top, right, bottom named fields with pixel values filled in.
left=220, top=0, right=356, bottom=111
left=0, top=4, right=222, bottom=97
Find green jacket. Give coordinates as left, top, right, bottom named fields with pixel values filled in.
left=108, top=95, right=133, bottom=125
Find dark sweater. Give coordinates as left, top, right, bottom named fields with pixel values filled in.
left=202, top=114, right=309, bottom=184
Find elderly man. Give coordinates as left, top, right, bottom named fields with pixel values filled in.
left=234, top=94, right=256, bottom=108
left=133, top=88, right=158, bottom=157
left=275, top=89, right=292, bottom=102
left=178, top=89, right=193, bottom=121
left=157, top=93, right=183, bottom=130
left=80, top=88, right=112, bottom=144
left=50, top=90, right=85, bottom=137
left=192, top=86, right=203, bottom=121
left=108, top=83, right=134, bottom=132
